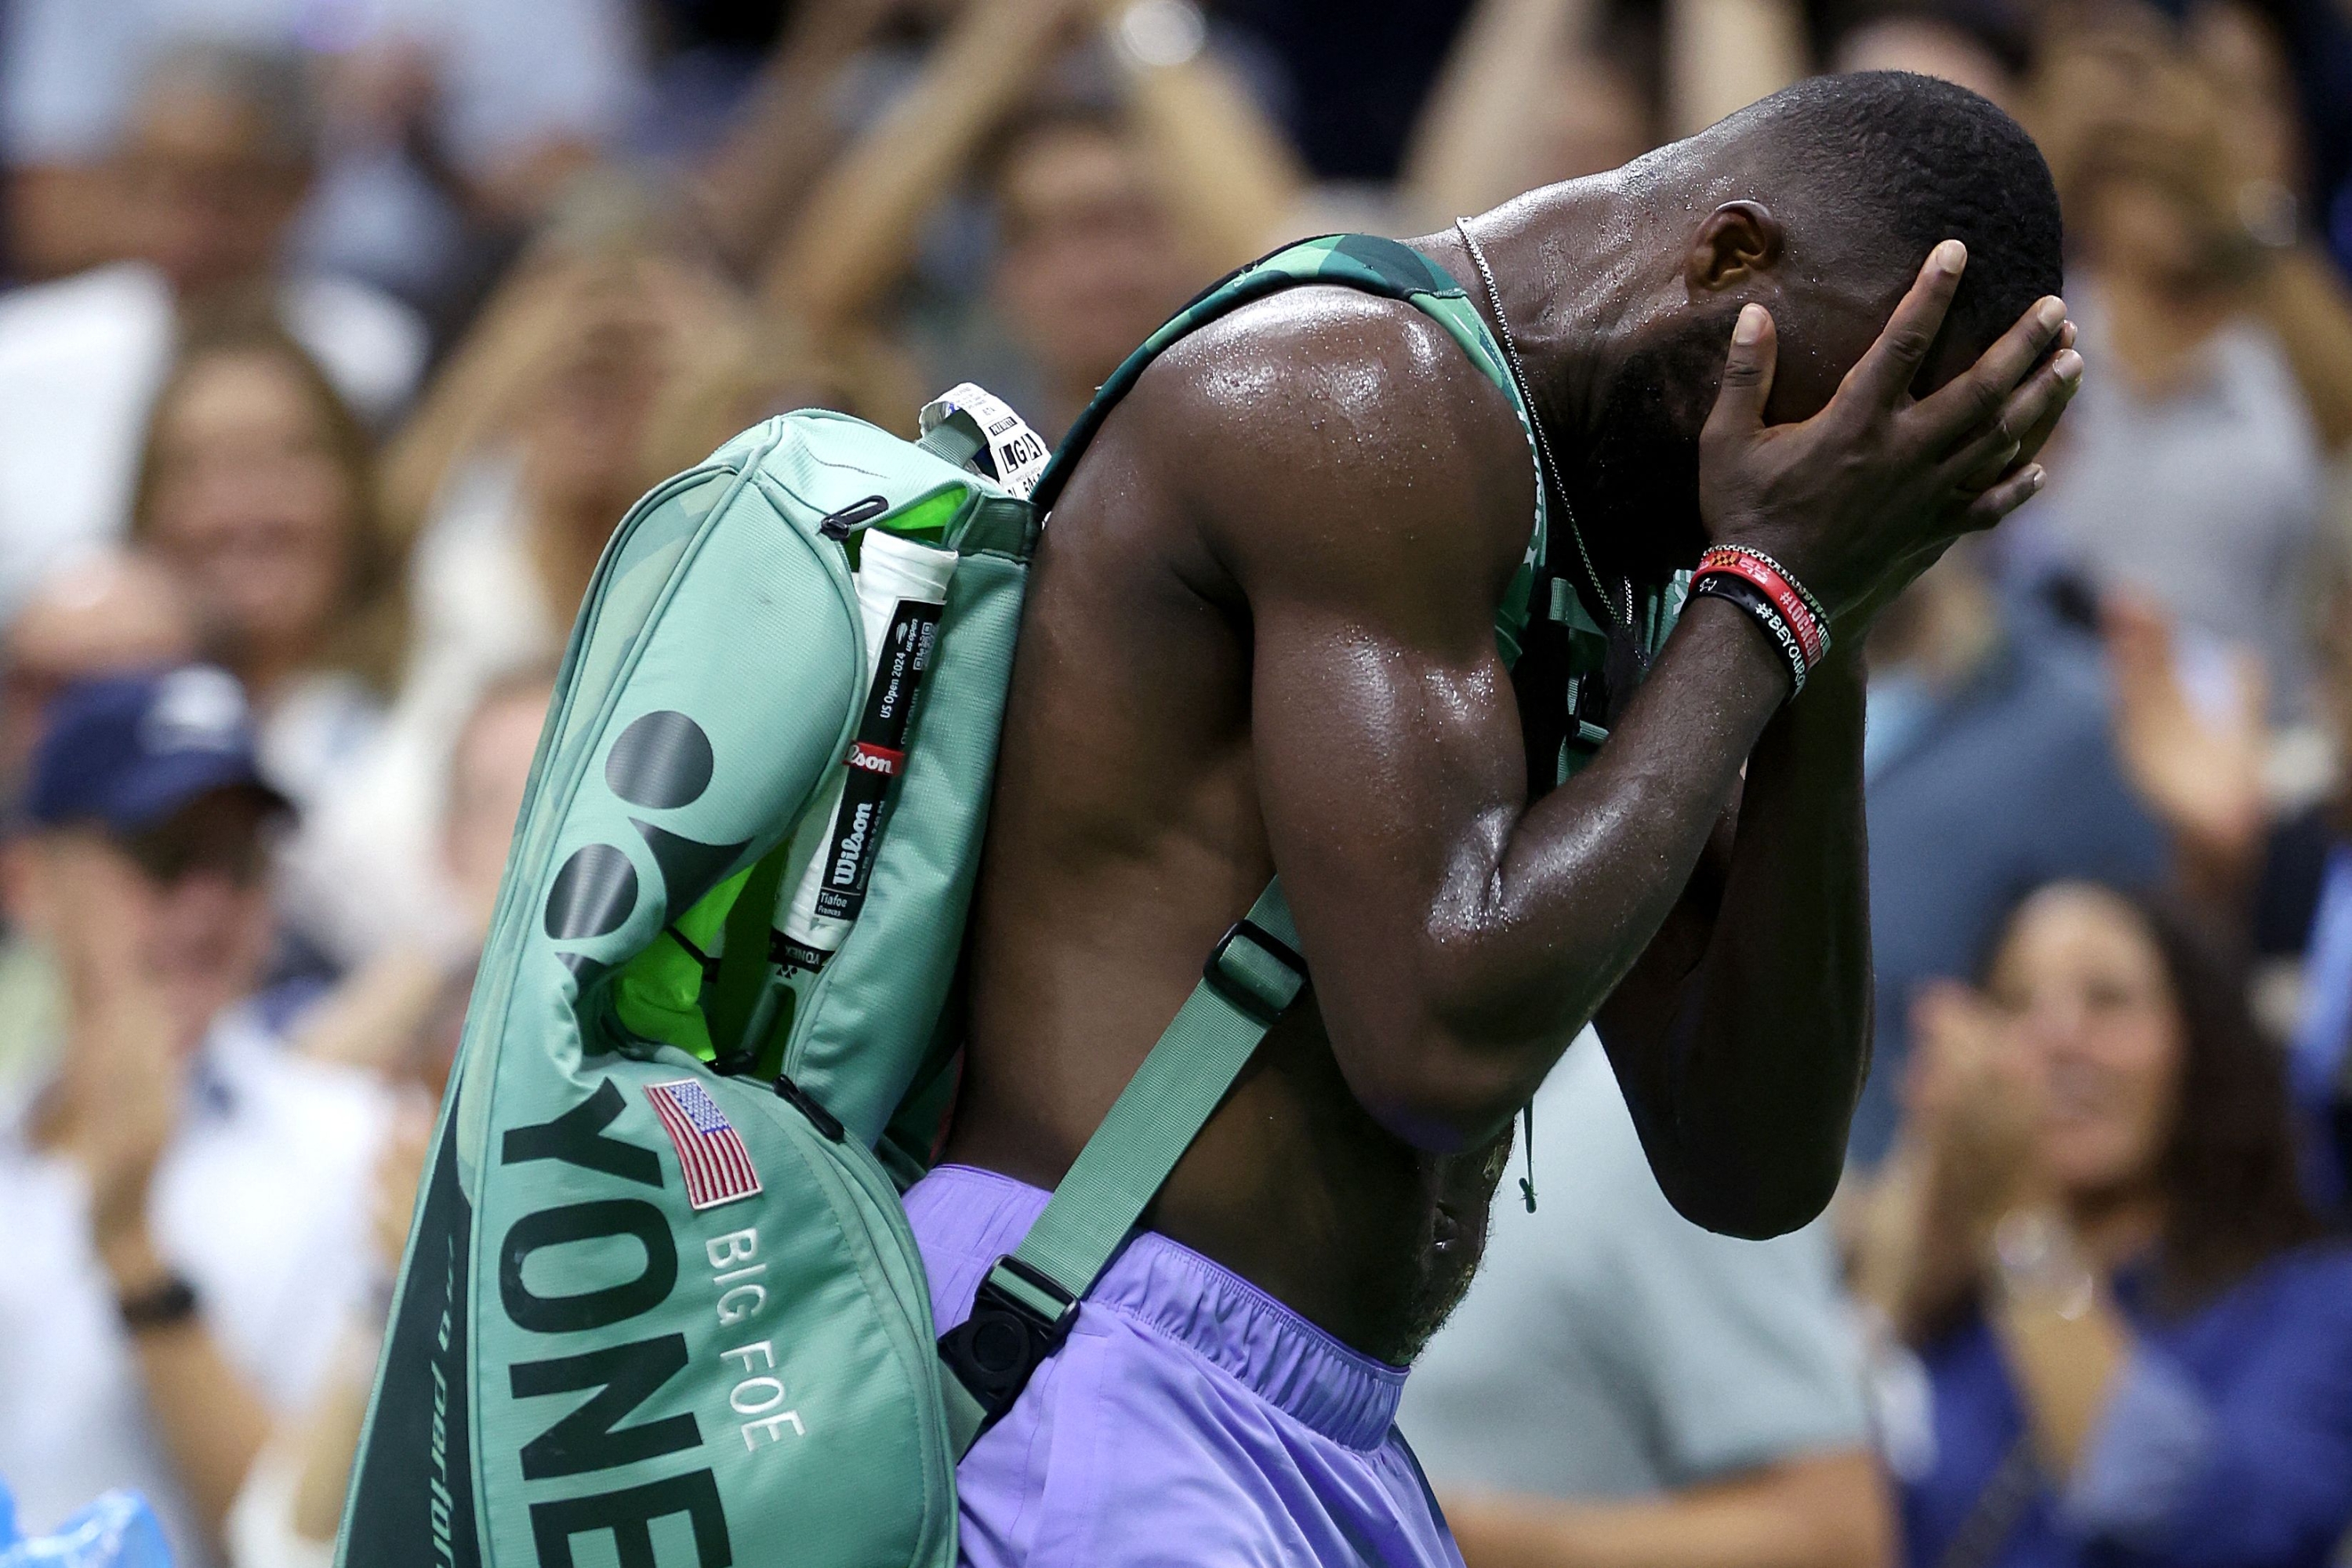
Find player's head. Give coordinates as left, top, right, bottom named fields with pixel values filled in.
left=1569, top=71, right=2062, bottom=568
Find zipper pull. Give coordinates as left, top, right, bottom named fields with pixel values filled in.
left=1518, top=1100, right=1537, bottom=1213
left=774, top=1073, right=845, bottom=1142
left=818, top=495, right=890, bottom=541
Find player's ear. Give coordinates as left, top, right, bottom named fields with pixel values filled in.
left=1685, top=202, right=1784, bottom=294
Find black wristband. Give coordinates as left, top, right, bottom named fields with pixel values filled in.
left=1690, top=572, right=1808, bottom=695
left=117, top=1273, right=201, bottom=1333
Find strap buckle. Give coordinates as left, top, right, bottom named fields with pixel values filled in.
left=1202, top=919, right=1307, bottom=1027
left=937, top=1255, right=1080, bottom=1438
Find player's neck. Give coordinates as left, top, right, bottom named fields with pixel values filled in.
left=1425, top=183, right=1645, bottom=478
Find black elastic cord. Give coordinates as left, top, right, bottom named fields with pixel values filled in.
left=1519, top=1101, right=1537, bottom=1212
left=665, top=924, right=720, bottom=976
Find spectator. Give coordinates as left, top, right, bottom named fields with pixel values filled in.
left=432, top=666, right=549, bottom=940
left=2006, top=1, right=2347, bottom=706
left=292, top=663, right=557, bottom=1089
left=633, top=311, right=924, bottom=480
left=387, top=237, right=743, bottom=654
left=2, top=0, right=645, bottom=308
left=1830, top=13, right=2018, bottom=105
left=0, top=43, right=427, bottom=621
left=0, top=666, right=387, bottom=1567
left=289, top=0, right=648, bottom=315
left=684, top=0, right=907, bottom=281
left=773, top=0, right=1305, bottom=434
left=0, top=551, right=201, bottom=1098
left=128, top=319, right=401, bottom=819
left=1398, top=0, right=1661, bottom=231
left=1402, top=1033, right=1893, bottom=1568
left=2100, top=593, right=2273, bottom=919
left=2089, top=575, right=2352, bottom=1206
left=2245, top=561, right=2352, bottom=1210
left=2172, top=1, right=2352, bottom=454
left=221, top=1096, right=430, bottom=1568
left=1853, top=883, right=2352, bottom=1566
left=1856, top=549, right=2167, bottom=1164
left=0, top=552, right=198, bottom=806
left=975, top=99, right=1220, bottom=431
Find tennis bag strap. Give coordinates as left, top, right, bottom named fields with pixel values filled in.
left=937, top=879, right=1304, bottom=1454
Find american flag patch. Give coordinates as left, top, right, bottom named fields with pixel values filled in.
left=644, top=1080, right=762, bottom=1210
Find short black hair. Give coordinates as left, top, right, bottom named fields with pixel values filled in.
left=1732, top=70, right=2062, bottom=360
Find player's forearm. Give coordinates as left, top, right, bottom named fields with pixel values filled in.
left=1653, top=649, right=1869, bottom=1236
left=1345, top=599, right=1788, bottom=1146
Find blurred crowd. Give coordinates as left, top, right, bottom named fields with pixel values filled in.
left=0, top=0, right=2346, bottom=1566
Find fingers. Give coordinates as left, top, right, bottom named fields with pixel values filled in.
left=1939, top=343, right=2085, bottom=489
left=1915, top=293, right=2072, bottom=448
left=2007, top=347, right=2081, bottom=468
left=1955, top=461, right=2048, bottom=532
left=1839, top=239, right=1968, bottom=410
left=1702, top=303, right=1777, bottom=441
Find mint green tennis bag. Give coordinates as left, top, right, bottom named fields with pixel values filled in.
left=336, top=235, right=1673, bottom=1568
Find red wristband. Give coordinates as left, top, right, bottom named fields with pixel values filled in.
left=1695, top=547, right=1828, bottom=666
left=1710, top=545, right=1829, bottom=628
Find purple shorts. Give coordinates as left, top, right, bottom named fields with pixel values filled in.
left=907, top=1163, right=1464, bottom=1568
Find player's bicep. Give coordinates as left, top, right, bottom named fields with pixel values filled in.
left=1145, top=289, right=1539, bottom=1058
left=1241, top=524, right=1530, bottom=1054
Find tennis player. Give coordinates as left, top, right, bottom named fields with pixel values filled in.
left=924, top=71, right=2078, bottom=1566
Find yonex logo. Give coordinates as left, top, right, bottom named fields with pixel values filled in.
left=543, top=711, right=750, bottom=974
left=497, top=1083, right=731, bottom=1567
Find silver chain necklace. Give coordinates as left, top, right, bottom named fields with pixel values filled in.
left=1453, top=218, right=1635, bottom=643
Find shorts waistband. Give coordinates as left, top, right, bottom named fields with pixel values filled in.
left=909, top=1163, right=1407, bottom=1451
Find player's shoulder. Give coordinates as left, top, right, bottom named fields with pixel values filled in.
left=1123, top=284, right=1534, bottom=538
left=1098, top=284, right=1535, bottom=615
left=1145, top=285, right=1520, bottom=447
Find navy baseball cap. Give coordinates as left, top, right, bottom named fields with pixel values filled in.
left=24, top=665, right=290, bottom=834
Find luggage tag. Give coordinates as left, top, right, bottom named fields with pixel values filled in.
left=920, top=383, right=1050, bottom=500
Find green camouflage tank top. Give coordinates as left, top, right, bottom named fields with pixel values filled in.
left=1031, top=232, right=1685, bottom=788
